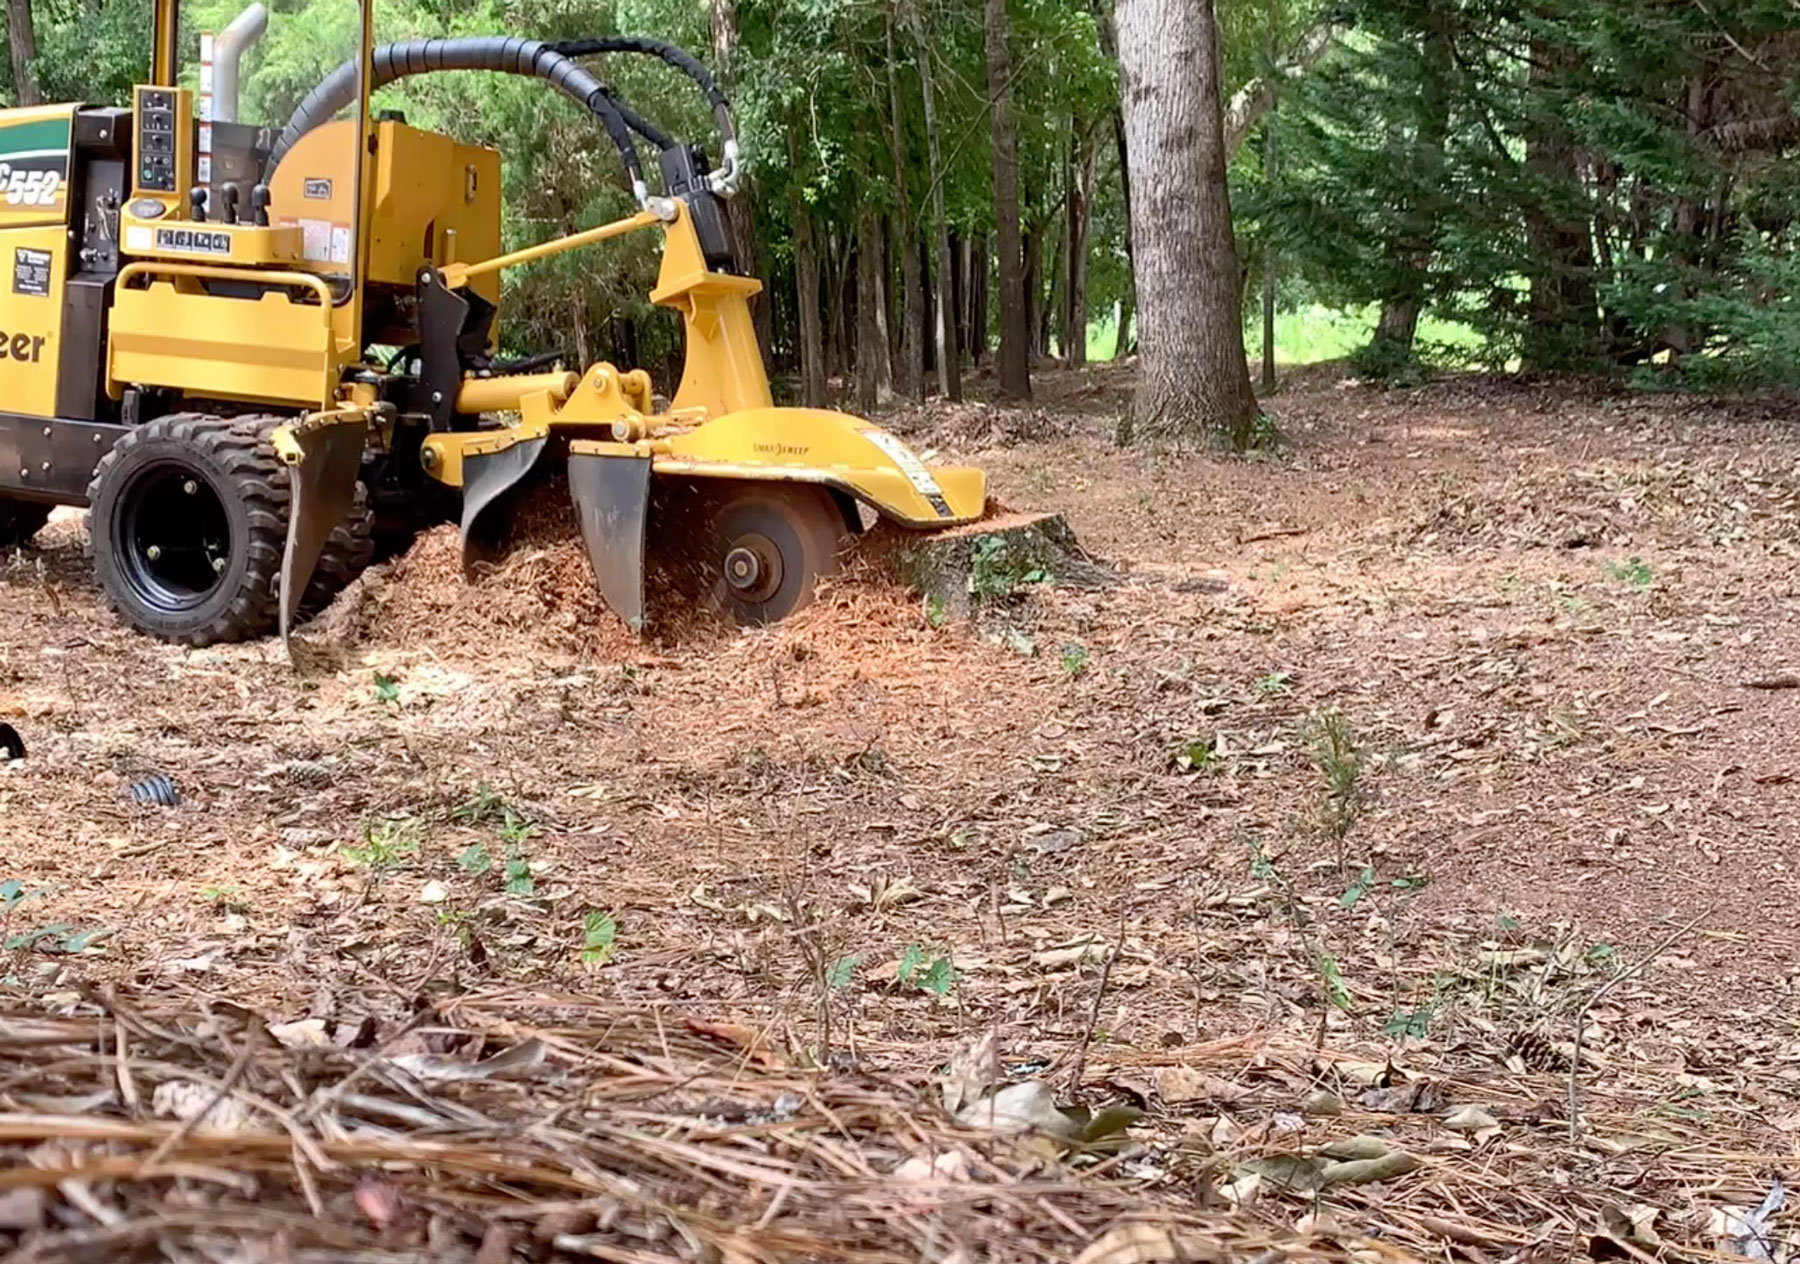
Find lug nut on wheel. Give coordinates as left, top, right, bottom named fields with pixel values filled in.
left=182, top=480, right=198, bottom=495
left=145, top=545, right=162, bottom=561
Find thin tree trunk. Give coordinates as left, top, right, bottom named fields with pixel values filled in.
left=708, top=0, right=769, bottom=357
left=984, top=0, right=1031, bottom=398
left=6, top=0, right=38, bottom=106
left=828, top=232, right=852, bottom=381
left=885, top=11, right=925, bottom=400
left=1024, top=219, right=1045, bottom=362
left=970, top=234, right=990, bottom=365
left=855, top=210, right=891, bottom=412
left=785, top=119, right=827, bottom=408
left=1115, top=0, right=1257, bottom=445
left=1064, top=123, right=1094, bottom=368
left=1091, top=0, right=1134, bottom=364
left=949, top=229, right=966, bottom=363
left=906, top=0, right=960, bottom=402
left=919, top=236, right=936, bottom=375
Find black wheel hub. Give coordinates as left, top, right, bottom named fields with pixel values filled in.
left=115, top=463, right=232, bottom=614
left=723, top=532, right=783, bottom=603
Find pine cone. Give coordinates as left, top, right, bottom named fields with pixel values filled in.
left=1505, top=1029, right=1570, bottom=1072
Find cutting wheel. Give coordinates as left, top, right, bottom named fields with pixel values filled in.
left=705, top=484, right=849, bottom=624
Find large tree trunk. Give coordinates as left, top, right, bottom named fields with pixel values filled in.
left=984, top=0, right=1031, bottom=399
left=1063, top=122, right=1095, bottom=368
left=885, top=13, right=925, bottom=400
left=6, top=0, right=38, bottom=107
left=1115, top=0, right=1256, bottom=446
left=785, top=120, right=827, bottom=408
left=907, top=0, right=961, bottom=402
left=1522, top=38, right=1601, bottom=370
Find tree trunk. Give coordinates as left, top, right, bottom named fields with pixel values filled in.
left=828, top=231, right=852, bottom=381
left=949, top=229, right=966, bottom=362
left=906, top=0, right=961, bottom=402
left=1115, top=0, right=1256, bottom=446
left=709, top=0, right=769, bottom=358
left=1023, top=219, right=1044, bottom=361
left=970, top=234, right=990, bottom=365
left=984, top=0, right=1031, bottom=399
left=1521, top=37, right=1601, bottom=371
left=785, top=119, right=827, bottom=408
left=1365, top=13, right=1450, bottom=371
left=1090, top=0, right=1134, bottom=364
left=885, top=12, right=925, bottom=400
left=1063, top=123, right=1094, bottom=368
left=856, top=212, right=888, bottom=411
left=6, top=0, right=38, bottom=107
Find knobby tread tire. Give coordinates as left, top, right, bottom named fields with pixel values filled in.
left=87, top=413, right=290, bottom=646
left=0, top=500, right=51, bottom=549
left=298, top=476, right=375, bottom=619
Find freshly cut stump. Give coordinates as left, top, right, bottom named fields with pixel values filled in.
left=867, top=510, right=1107, bottom=618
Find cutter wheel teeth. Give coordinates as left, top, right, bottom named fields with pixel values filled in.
left=701, top=485, right=849, bottom=626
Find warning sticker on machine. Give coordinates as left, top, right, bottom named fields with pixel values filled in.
left=11, top=246, right=50, bottom=297
left=860, top=428, right=946, bottom=501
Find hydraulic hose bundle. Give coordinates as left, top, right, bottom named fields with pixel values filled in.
left=264, top=34, right=740, bottom=208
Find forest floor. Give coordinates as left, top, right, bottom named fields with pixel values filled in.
left=3, top=365, right=1800, bottom=1260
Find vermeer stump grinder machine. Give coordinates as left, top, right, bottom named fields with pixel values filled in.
left=0, top=0, right=986, bottom=650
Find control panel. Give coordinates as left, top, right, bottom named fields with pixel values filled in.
left=132, top=85, right=191, bottom=201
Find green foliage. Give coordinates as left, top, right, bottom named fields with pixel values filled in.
left=1254, top=671, right=1294, bottom=697
left=1058, top=642, right=1090, bottom=677
left=458, top=843, right=494, bottom=877
left=371, top=672, right=400, bottom=705
left=503, top=845, right=535, bottom=897
left=1174, top=735, right=1218, bottom=773
left=968, top=537, right=1050, bottom=605
left=1307, top=709, right=1363, bottom=848
left=896, top=944, right=955, bottom=996
left=826, top=952, right=860, bottom=990
left=1606, top=557, right=1653, bottom=589
left=579, top=910, right=617, bottom=966
left=346, top=816, right=421, bottom=874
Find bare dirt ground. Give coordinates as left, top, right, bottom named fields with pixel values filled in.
left=4, top=366, right=1800, bottom=1259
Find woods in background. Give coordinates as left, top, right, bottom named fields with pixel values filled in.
left=3, top=0, right=1799, bottom=448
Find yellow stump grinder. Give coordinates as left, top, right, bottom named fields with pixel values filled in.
left=0, top=0, right=985, bottom=649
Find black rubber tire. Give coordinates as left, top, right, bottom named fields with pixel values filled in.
left=0, top=500, right=51, bottom=549
left=706, top=484, right=850, bottom=625
left=297, top=477, right=375, bottom=619
left=87, top=414, right=288, bottom=646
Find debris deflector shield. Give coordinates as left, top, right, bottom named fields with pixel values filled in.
left=458, top=436, right=549, bottom=575
left=568, top=448, right=651, bottom=632
left=277, top=415, right=369, bottom=655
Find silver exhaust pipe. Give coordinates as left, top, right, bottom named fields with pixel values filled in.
left=212, top=3, right=268, bottom=124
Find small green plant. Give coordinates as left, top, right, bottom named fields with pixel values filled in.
left=579, top=910, right=617, bottom=966
left=371, top=671, right=400, bottom=704
left=1338, top=865, right=1377, bottom=910
left=1, top=879, right=43, bottom=916
left=924, top=593, right=948, bottom=629
left=457, top=842, right=493, bottom=876
left=1383, top=1005, right=1434, bottom=1038
left=1253, top=671, right=1293, bottom=697
left=968, top=536, right=1050, bottom=604
left=826, top=952, right=861, bottom=991
left=1606, top=557, right=1654, bottom=589
left=502, top=844, right=535, bottom=897
left=1307, top=709, right=1364, bottom=857
left=1317, top=952, right=1352, bottom=1011
left=450, top=782, right=509, bottom=825
left=3, top=923, right=110, bottom=953
left=497, top=814, right=538, bottom=848
left=345, top=816, right=421, bottom=874
left=1059, top=642, right=1090, bottom=678
left=199, top=883, right=241, bottom=904
left=1174, top=734, right=1217, bottom=773
left=897, top=944, right=955, bottom=996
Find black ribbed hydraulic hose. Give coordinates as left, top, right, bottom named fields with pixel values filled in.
left=262, top=37, right=650, bottom=197
left=546, top=34, right=735, bottom=148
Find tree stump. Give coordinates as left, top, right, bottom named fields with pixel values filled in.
left=862, top=510, right=1108, bottom=619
